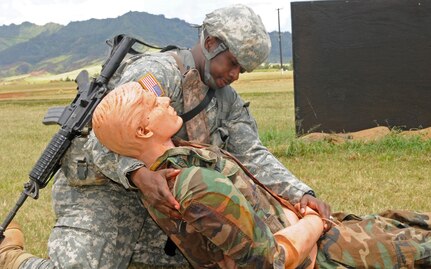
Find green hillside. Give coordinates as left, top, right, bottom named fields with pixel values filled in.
left=0, top=22, right=62, bottom=52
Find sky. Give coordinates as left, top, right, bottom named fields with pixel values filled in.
left=0, top=0, right=299, bottom=32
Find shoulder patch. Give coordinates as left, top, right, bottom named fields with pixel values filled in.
left=137, top=73, right=165, bottom=96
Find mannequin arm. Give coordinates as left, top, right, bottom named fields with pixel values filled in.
left=274, top=207, right=324, bottom=268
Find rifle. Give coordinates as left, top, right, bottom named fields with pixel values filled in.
left=0, top=34, right=162, bottom=242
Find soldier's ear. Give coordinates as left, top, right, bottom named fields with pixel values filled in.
left=205, top=36, right=219, bottom=51
left=137, top=126, right=153, bottom=139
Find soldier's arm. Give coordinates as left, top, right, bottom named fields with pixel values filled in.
left=85, top=132, right=181, bottom=218
left=222, top=88, right=312, bottom=204
left=85, top=133, right=143, bottom=188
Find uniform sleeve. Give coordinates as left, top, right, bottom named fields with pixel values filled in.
left=85, top=133, right=143, bottom=189
left=89, top=53, right=183, bottom=188
left=222, top=90, right=312, bottom=204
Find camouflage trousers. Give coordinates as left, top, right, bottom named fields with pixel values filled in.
left=316, top=210, right=431, bottom=268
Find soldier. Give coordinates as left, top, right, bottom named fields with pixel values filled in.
left=0, top=4, right=331, bottom=269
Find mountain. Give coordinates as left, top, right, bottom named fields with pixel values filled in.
left=0, top=11, right=292, bottom=78
left=0, top=22, right=62, bottom=52
left=268, top=31, right=292, bottom=64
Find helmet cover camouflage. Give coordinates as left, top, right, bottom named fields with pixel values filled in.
left=203, top=4, right=271, bottom=72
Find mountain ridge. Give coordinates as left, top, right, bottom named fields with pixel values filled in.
left=0, top=11, right=292, bottom=78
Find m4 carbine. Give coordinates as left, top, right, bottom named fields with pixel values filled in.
left=0, top=34, right=161, bottom=242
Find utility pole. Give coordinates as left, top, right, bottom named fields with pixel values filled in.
left=277, top=8, right=283, bottom=72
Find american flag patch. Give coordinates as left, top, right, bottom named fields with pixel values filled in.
left=137, top=73, right=165, bottom=97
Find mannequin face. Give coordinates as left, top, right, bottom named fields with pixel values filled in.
left=144, top=95, right=183, bottom=140
left=92, top=82, right=183, bottom=160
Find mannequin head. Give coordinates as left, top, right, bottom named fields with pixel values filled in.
left=92, top=82, right=183, bottom=161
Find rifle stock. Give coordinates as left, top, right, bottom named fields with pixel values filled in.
left=0, top=34, right=147, bottom=242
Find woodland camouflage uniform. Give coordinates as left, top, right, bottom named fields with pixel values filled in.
left=147, top=141, right=291, bottom=268
left=317, top=210, right=431, bottom=268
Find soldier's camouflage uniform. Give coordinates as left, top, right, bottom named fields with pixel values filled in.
left=19, top=47, right=313, bottom=269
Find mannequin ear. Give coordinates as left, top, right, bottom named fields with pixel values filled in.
left=137, top=126, right=153, bottom=138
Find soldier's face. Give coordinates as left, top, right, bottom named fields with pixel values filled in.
left=145, top=95, right=183, bottom=139
left=210, top=50, right=243, bottom=88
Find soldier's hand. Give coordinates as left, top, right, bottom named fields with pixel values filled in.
left=130, top=167, right=182, bottom=219
left=299, top=194, right=332, bottom=232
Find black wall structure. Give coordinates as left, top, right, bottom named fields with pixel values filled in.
left=291, top=0, right=431, bottom=135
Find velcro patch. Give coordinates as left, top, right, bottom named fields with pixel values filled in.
left=138, top=73, right=165, bottom=97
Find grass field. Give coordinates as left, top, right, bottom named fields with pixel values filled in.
left=0, top=70, right=430, bottom=266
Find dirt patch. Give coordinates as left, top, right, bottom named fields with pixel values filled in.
left=0, top=92, right=29, bottom=100
left=300, top=126, right=431, bottom=143
left=400, top=127, right=431, bottom=140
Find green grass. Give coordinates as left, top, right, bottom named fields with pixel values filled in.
left=0, top=71, right=430, bottom=267
left=277, top=137, right=431, bottom=213
left=0, top=102, right=59, bottom=257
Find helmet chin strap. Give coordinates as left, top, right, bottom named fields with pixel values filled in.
left=200, top=29, right=228, bottom=89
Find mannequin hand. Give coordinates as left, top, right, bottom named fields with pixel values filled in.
left=130, top=167, right=181, bottom=219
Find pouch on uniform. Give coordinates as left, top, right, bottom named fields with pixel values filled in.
left=60, top=137, right=108, bottom=186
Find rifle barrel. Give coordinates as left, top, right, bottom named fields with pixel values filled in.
left=0, top=192, right=29, bottom=243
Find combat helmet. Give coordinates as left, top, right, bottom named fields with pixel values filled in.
left=202, top=4, right=271, bottom=73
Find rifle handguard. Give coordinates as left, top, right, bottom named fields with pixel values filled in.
left=29, top=131, right=71, bottom=188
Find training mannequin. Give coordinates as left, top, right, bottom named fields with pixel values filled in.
left=92, top=82, right=323, bottom=268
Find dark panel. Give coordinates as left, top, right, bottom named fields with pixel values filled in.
left=291, top=0, right=431, bottom=134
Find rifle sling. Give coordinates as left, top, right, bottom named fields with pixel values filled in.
left=179, top=87, right=215, bottom=122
